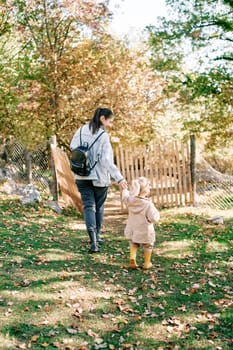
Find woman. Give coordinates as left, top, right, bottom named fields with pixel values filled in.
left=70, top=108, right=127, bottom=253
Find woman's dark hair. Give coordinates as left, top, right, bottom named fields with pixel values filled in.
left=89, top=108, right=113, bottom=134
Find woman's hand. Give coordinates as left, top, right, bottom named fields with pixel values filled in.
left=118, top=179, right=128, bottom=190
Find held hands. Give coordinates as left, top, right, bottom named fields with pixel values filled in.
left=118, top=179, right=128, bottom=190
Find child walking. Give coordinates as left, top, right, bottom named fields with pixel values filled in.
left=122, top=177, right=160, bottom=269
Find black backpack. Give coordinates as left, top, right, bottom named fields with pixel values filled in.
left=70, top=127, right=105, bottom=176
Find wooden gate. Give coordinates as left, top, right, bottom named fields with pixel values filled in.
left=115, top=140, right=193, bottom=208
left=51, top=144, right=83, bottom=212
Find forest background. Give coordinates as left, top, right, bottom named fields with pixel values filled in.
left=0, top=0, right=232, bottom=174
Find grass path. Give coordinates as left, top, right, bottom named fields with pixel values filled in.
left=0, top=194, right=232, bottom=350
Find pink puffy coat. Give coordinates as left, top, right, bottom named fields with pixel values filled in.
left=122, top=189, right=160, bottom=245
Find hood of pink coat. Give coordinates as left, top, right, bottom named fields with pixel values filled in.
left=127, top=196, right=150, bottom=214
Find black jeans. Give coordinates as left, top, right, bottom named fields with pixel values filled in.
left=76, top=180, right=108, bottom=239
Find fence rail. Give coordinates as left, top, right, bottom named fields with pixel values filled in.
left=115, top=140, right=193, bottom=208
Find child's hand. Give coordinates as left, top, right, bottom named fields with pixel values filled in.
left=119, top=179, right=128, bottom=190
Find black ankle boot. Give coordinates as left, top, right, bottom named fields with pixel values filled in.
left=88, top=231, right=99, bottom=253
left=96, top=233, right=104, bottom=245
left=90, top=242, right=99, bottom=253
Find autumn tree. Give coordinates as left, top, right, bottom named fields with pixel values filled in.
left=0, top=0, right=111, bottom=145
left=147, top=0, right=233, bottom=148
left=55, top=34, right=165, bottom=149
left=0, top=1, right=16, bottom=139
left=0, top=0, right=164, bottom=149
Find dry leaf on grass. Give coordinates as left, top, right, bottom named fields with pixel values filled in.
left=31, top=334, right=40, bottom=342
left=67, top=327, right=78, bottom=334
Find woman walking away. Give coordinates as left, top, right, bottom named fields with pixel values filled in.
left=70, top=108, right=127, bottom=253
left=122, top=177, right=160, bottom=269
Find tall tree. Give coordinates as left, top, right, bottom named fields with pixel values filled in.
left=147, top=0, right=233, bottom=147
left=0, top=0, right=164, bottom=147
left=0, top=1, right=164, bottom=148
left=0, top=1, right=16, bottom=138
left=55, top=34, right=165, bottom=148
left=0, top=0, right=111, bottom=145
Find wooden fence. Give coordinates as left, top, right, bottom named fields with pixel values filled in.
left=115, top=140, right=193, bottom=208
left=50, top=136, right=194, bottom=212
left=50, top=142, right=83, bottom=212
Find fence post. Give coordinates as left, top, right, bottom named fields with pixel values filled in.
left=190, top=135, right=197, bottom=205
left=50, top=135, right=58, bottom=201
left=25, top=150, right=32, bottom=184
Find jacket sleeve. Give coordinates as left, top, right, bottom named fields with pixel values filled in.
left=146, top=203, right=160, bottom=223
left=100, top=134, right=124, bottom=183
left=70, top=128, right=80, bottom=151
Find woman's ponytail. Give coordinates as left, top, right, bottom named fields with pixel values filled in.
left=89, top=107, right=113, bottom=134
left=93, top=108, right=102, bottom=124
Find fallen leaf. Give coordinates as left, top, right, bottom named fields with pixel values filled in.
left=53, top=342, right=61, bottom=348
left=209, top=331, right=218, bottom=339
left=48, top=330, right=58, bottom=337
left=16, top=343, right=27, bottom=349
left=118, top=304, right=134, bottom=313
left=67, top=328, right=78, bottom=334
left=167, top=325, right=173, bottom=333
left=101, top=313, right=115, bottom=319
left=122, top=344, right=133, bottom=349
left=128, top=287, right=137, bottom=295
left=87, top=329, right=99, bottom=337
left=214, top=299, right=233, bottom=309
left=31, top=335, right=40, bottom=342
left=134, top=315, right=141, bottom=321
left=95, top=337, right=104, bottom=344
left=178, top=305, right=187, bottom=312
left=208, top=281, right=216, bottom=288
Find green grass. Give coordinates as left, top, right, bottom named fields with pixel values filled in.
left=0, top=195, right=233, bottom=350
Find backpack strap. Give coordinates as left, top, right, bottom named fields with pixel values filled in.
left=88, top=130, right=105, bottom=150
left=88, top=130, right=105, bottom=171
left=79, top=126, right=83, bottom=146
left=79, top=127, right=104, bottom=149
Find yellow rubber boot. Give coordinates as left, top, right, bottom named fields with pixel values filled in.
left=129, top=245, right=138, bottom=269
left=143, top=250, right=153, bottom=269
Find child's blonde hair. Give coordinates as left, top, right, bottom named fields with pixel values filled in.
left=129, top=177, right=149, bottom=197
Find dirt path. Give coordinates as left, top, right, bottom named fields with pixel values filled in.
left=103, top=190, right=127, bottom=234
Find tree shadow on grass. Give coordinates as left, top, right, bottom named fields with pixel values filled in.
left=0, top=197, right=233, bottom=349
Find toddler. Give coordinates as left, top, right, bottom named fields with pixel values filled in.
left=122, top=177, right=160, bottom=269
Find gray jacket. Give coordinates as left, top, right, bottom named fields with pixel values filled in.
left=70, top=123, right=124, bottom=187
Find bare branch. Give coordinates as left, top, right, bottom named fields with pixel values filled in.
left=43, top=0, right=53, bottom=51
left=214, top=55, right=233, bottom=61
left=220, top=36, right=233, bottom=42
left=58, top=20, right=73, bottom=58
